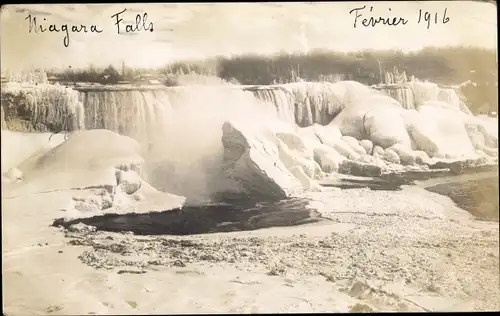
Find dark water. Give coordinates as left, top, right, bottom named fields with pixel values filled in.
left=55, top=166, right=499, bottom=235
left=425, top=176, right=499, bottom=221
left=57, top=198, right=325, bottom=236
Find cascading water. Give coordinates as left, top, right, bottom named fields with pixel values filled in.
left=377, top=85, right=416, bottom=110
left=74, top=85, right=281, bottom=202
left=2, top=79, right=496, bottom=204
left=245, top=86, right=296, bottom=124
left=247, top=81, right=372, bottom=127
left=409, top=81, right=471, bottom=115
left=80, top=89, right=173, bottom=146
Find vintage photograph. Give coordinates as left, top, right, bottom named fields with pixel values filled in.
left=1, top=1, right=498, bottom=314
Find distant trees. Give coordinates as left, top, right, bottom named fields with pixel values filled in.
left=51, top=65, right=123, bottom=84
left=101, top=65, right=121, bottom=84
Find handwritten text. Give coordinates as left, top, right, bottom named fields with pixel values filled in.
left=25, top=14, right=103, bottom=47
left=349, top=5, right=450, bottom=29
left=25, top=9, right=154, bottom=48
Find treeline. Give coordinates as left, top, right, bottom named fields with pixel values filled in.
left=50, top=46, right=496, bottom=86
left=167, top=46, right=497, bottom=86
left=49, top=65, right=124, bottom=84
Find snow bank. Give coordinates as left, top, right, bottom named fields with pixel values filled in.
left=1, top=130, right=66, bottom=174
left=2, top=129, right=185, bottom=220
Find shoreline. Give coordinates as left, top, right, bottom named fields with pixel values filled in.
left=3, top=167, right=499, bottom=314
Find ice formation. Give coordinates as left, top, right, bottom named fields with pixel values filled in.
left=1, top=79, right=497, bottom=201
left=1, top=82, right=85, bottom=131
left=3, top=129, right=185, bottom=219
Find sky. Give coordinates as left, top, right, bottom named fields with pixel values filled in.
left=0, top=1, right=497, bottom=71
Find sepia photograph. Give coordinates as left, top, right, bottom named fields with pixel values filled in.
left=1, top=1, right=498, bottom=314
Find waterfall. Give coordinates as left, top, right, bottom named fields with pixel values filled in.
left=246, top=86, right=296, bottom=124
left=248, top=81, right=372, bottom=127
left=80, top=89, right=173, bottom=146
left=409, top=81, right=471, bottom=114
left=1, top=80, right=474, bottom=137
left=377, top=86, right=416, bottom=110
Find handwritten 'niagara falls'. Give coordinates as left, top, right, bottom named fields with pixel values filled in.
left=25, top=9, right=154, bottom=48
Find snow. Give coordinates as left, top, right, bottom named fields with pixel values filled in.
left=1, top=80, right=499, bottom=314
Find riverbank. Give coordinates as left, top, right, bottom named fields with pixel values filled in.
left=3, top=174, right=499, bottom=314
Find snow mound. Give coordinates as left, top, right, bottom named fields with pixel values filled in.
left=18, top=129, right=144, bottom=180
left=1, top=130, right=66, bottom=174
left=3, top=129, right=185, bottom=220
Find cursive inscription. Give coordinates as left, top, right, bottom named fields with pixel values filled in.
left=25, top=14, right=103, bottom=47
left=111, top=9, right=154, bottom=34
left=25, top=9, right=155, bottom=47
left=349, top=5, right=409, bottom=28
left=349, top=5, right=450, bottom=29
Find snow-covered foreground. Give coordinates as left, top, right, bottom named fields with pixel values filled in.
left=3, top=173, right=499, bottom=313
left=2, top=127, right=499, bottom=314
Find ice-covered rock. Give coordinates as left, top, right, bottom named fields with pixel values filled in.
left=383, top=148, right=401, bottom=164
left=303, top=124, right=343, bottom=147
left=220, top=121, right=304, bottom=199
left=364, top=107, right=412, bottom=149
left=275, top=131, right=315, bottom=161
left=431, top=156, right=490, bottom=174
left=338, top=160, right=383, bottom=177
left=405, top=105, right=476, bottom=158
left=288, top=165, right=323, bottom=191
left=116, top=169, right=143, bottom=195
left=413, top=150, right=432, bottom=165
left=359, top=154, right=374, bottom=163
left=329, top=138, right=359, bottom=160
left=372, top=145, right=385, bottom=157
left=465, top=123, right=486, bottom=150
left=313, top=144, right=346, bottom=173
left=388, top=144, right=417, bottom=166
left=277, top=138, right=321, bottom=179
left=359, top=139, right=374, bottom=155
left=342, top=136, right=367, bottom=155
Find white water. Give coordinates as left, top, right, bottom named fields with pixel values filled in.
left=1, top=80, right=497, bottom=201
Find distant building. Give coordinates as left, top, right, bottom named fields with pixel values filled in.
left=132, top=74, right=164, bottom=85
left=47, top=76, right=63, bottom=84
left=1, top=76, right=8, bottom=84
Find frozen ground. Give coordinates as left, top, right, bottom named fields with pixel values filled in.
left=3, top=174, right=499, bottom=314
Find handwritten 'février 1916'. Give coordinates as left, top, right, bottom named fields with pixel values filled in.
left=25, top=9, right=154, bottom=48
left=349, top=5, right=450, bottom=29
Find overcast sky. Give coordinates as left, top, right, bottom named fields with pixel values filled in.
left=1, top=1, right=497, bottom=71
